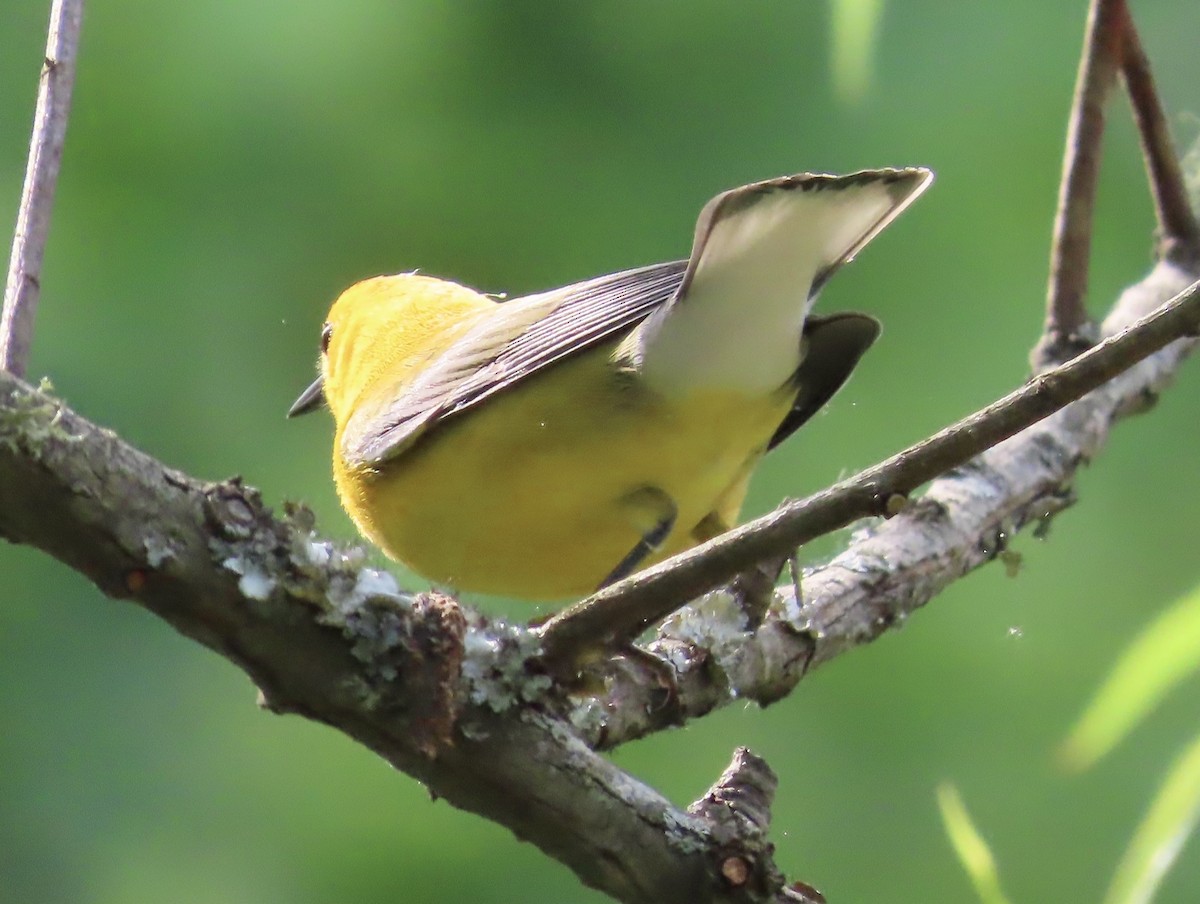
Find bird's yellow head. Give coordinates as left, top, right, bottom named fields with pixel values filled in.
left=289, top=273, right=492, bottom=424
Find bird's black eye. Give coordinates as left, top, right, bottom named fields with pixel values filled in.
left=320, top=322, right=333, bottom=354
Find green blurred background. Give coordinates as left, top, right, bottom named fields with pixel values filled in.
left=3, top=1, right=1200, bottom=901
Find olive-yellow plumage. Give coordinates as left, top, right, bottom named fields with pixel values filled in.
left=291, top=169, right=932, bottom=600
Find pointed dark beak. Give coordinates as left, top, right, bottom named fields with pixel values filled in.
left=288, top=376, right=325, bottom=417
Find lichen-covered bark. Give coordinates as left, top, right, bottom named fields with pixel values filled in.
left=0, top=372, right=785, bottom=903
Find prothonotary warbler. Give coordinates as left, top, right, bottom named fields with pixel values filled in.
left=290, top=168, right=932, bottom=600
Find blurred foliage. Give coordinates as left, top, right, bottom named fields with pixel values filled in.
left=3, top=1, right=1200, bottom=902
left=830, top=0, right=885, bottom=105
left=1062, top=581, right=1200, bottom=904
left=937, top=783, right=1014, bottom=904
left=1104, top=732, right=1200, bottom=904
left=1064, top=583, right=1200, bottom=772
left=942, top=645, right=1200, bottom=904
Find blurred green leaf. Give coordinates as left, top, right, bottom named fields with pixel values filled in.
left=829, top=0, right=884, bottom=104
left=937, top=783, right=1015, bottom=904
left=1104, top=731, right=1200, bottom=904
left=1061, top=582, right=1200, bottom=771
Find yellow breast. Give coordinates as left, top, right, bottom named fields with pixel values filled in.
left=335, top=344, right=794, bottom=600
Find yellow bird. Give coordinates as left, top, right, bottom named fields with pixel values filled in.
left=290, top=169, right=932, bottom=600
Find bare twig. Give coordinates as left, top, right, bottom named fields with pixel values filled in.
left=1, top=0, right=83, bottom=377
left=1116, top=2, right=1200, bottom=263
left=1038, top=0, right=1124, bottom=363
left=537, top=270, right=1200, bottom=671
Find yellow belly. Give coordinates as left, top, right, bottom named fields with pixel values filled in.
left=334, top=346, right=794, bottom=600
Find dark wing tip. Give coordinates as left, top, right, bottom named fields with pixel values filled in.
left=768, top=312, right=882, bottom=450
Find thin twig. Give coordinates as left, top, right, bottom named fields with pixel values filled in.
left=1, top=0, right=84, bottom=377
left=538, top=271, right=1200, bottom=670
left=1038, top=0, right=1124, bottom=366
left=1116, top=2, right=1200, bottom=264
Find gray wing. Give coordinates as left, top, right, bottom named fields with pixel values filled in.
left=345, top=168, right=930, bottom=467
left=344, top=259, right=687, bottom=466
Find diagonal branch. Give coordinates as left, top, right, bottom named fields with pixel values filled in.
left=540, top=0, right=1200, bottom=681
left=536, top=268, right=1200, bottom=673
left=1, top=0, right=83, bottom=377
left=581, top=259, right=1199, bottom=747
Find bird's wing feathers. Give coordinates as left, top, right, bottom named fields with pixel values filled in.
left=630, top=167, right=932, bottom=394
left=685, top=168, right=932, bottom=298
left=343, top=260, right=687, bottom=466
left=344, top=168, right=930, bottom=467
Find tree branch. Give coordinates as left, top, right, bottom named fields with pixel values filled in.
left=0, top=377, right=793, bottom=903
left=4, top=1, right=1200, bottom=901
left=2, top=244, right=1196, bottom=903
left=573, top=260, right=1199, bottom=746
left=0, top=0, right=83, bottom=377
left=536, top=265, right=1200, bottom=674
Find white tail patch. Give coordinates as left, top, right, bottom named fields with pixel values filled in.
left=634, top=169, right=931, bottom=396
